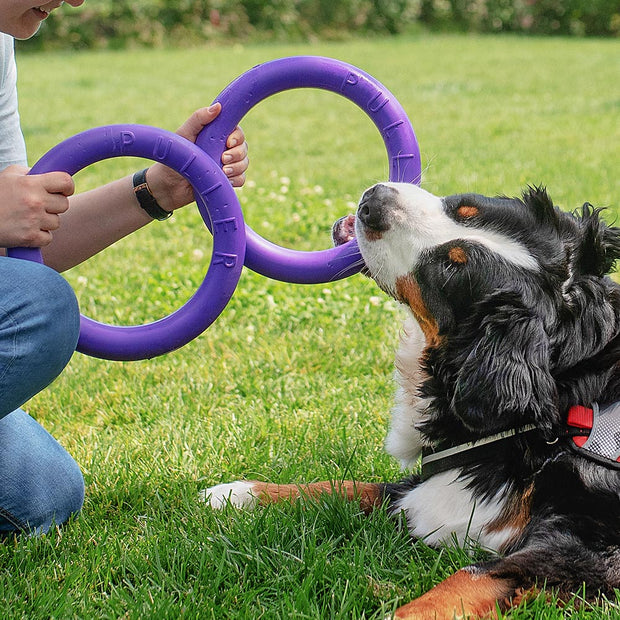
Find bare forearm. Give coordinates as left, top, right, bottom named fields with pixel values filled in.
left=20, top=107, right=247, bottom=272
left=41, top=175, right=152, bottom=272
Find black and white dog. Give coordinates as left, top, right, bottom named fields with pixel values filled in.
left=204, top=183, right=620, bottom=619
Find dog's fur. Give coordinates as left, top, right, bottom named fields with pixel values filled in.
left=204, top=183, right=620, bottom=619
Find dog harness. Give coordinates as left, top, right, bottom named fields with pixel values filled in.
left=420, top=403, right=620, bottom=480
left=566, top=402, right=620, bottom=469
left=420, top=425, right=538, bottom=480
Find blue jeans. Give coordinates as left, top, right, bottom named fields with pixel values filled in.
left=0, top=257, right=83, bottom=535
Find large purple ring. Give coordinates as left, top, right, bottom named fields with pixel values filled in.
left=197, top=55, right=421, bottom=284
left=7, top=125, right=245, bottom=361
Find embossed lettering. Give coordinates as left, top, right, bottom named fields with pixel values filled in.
left=213, top=252, right=237, bottom=268
left=153, top=137, right=173, bottom=161
left=120, top=131, right=135, bottom=153
left=382, top=120, right=404, bottom=137
left=179, top=153, right=197, bottom=174
left=368, top=92, right=389, bottom=113
left=200, top=182, right=223, bottom=199
left=391, top=154, right=418, bottom=183
left=340, top=71, right=359, bottom=92
left=213, top=217, right=238, bottom=233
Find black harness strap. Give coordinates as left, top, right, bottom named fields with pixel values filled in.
left=419, top=402, right=620, bottom=482
left=420, top=425, right=537, bottom=481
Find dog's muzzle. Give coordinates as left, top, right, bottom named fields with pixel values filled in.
left=357, top=184, right=395, bottom=234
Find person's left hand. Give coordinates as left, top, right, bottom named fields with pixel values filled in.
left=145, top=104, right=249, bottom=213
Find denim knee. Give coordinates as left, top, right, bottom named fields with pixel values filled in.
left=20, top=262, right=80, bottom=371
left=0, top=259, right=80, bottom=418
left=0, top=409, right=84, bottom=535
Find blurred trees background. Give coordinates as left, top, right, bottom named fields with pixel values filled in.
left=21, top=0, right=619, bottom=49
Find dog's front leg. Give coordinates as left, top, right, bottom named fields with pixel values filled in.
left=201, top=480, right=385, bottom=514
left=390, top=565, right=519, bottom=620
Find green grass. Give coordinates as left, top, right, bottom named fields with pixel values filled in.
left=2, top=33, right=619, bottom=618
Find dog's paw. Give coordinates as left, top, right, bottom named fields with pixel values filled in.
left=199, top=481, right=260, bottom=509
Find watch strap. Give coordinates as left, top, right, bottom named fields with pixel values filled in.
left=132, top=168, right=172, bottom=221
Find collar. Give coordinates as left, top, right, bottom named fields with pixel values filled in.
left=420, top=401, right=620, bottom=481
left=420, top=424, right=538, bottom=481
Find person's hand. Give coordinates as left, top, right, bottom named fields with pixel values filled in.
left=145, top=104, right=249, bottom=213
left=0, top=165, right=74, bottom=248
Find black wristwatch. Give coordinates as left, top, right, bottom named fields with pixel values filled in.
left=132, top=168, right=172, bottom=220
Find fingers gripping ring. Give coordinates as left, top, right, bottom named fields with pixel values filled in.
left=197, top=55, right=421, bottom=284
left=7, top=125, right=245, bottom=361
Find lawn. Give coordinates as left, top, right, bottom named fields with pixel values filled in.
left=1, top=33, right=619, bottom=618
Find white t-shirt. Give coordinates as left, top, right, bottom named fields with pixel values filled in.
left=0, top=33, right=27, bottom=170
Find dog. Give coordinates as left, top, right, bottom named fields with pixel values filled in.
left=203, top=183, right=620, bottom=619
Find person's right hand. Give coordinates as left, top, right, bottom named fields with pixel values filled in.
left=0, top=165, right=75, bottom=248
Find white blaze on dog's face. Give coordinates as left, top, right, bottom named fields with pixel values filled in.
left=352, top=183, right=542, bottom=343
left=355, top=183, right=540, bottom=292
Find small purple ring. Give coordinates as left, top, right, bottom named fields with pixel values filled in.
left=7, top=125, right=245, bottom=361
left=197, top=55, right=421, bottom=284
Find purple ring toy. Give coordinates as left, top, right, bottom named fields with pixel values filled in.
left=197, top=55, right=421, bottom=284
left=7, top=125, right=245, bottom=361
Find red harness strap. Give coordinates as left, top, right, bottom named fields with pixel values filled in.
left=566, top=405, right=594, bottom=449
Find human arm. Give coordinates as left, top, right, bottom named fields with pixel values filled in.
left=42, top=104, right=248, bottom=272
left=0, top=104, right=248, bottom=271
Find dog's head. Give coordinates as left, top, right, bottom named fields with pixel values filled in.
left=335, top=183, right=620, bottom=437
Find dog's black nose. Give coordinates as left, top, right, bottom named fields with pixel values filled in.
left=357, top=184, right=394, bottom=232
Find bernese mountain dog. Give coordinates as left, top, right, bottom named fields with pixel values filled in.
left=203, top=183, right=620, bottom=619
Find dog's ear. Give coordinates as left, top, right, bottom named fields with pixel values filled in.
left=450, top=291, right=558, bottom=438
left=552, top=273, right=620, bottom=379
left=554, top=204, right=620, bottom=370
left=574, top=203, right=620, bottom=277
left=523, top=188, right=620, bottom=276
left=522, top=185, right=558, bottom=227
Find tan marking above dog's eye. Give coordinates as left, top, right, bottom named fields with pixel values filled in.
left=448, top=246, right=468, bottom=264
left=457, top=205, right=479, bottom=218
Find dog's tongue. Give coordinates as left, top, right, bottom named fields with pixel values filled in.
left=332, top=214, right=356, bottom=246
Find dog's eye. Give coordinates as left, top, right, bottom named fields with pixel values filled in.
left=456, top=205, right=479, bottom=219
left=448, top=246, right=468, bottom=264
